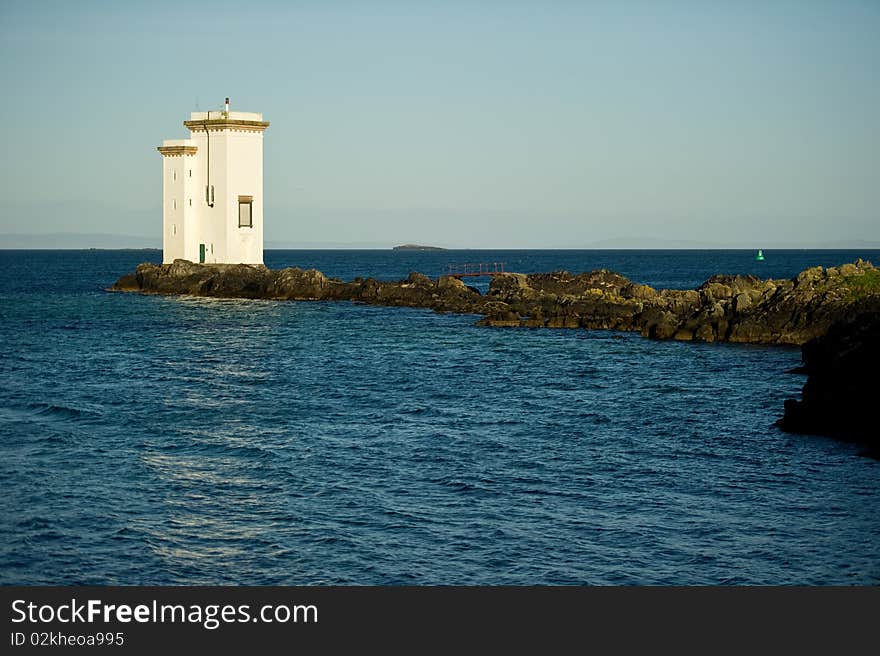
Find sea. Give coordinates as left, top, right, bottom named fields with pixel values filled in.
left=0, top=249, right=878, bottom=585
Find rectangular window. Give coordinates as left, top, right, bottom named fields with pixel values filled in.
left=238, top=195, right=253, bottom=228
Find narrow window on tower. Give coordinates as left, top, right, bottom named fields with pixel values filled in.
left=238, top=195, right=253, bottom=228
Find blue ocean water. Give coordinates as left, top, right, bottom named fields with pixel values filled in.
left=0, top=249, right=878, bottom=585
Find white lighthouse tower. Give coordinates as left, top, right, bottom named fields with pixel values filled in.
left=157, top=99, right=269, bottom=264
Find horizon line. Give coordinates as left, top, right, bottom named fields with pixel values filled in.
left=3, top=246, right=880, bottom=252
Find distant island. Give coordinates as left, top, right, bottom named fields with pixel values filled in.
left=392, top=244, right=447, bottom=251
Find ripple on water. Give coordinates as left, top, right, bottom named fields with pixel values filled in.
left=1, top=250, right=879, bottom=584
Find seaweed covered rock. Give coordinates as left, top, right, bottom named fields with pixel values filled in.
left=110, top=259, right=880, bottom=347
left=267, top=268, right=333, bottom=300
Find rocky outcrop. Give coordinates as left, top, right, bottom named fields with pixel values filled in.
left=111, top=260, right=488, bottom=315
left=477, top=260, right=879, bottom=346
left=109, top=258, right=880, bottom=347
left=777, top=311, right=880, bottom=456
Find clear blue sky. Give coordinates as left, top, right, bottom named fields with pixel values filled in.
left=1, top=0, right=878, bottom=247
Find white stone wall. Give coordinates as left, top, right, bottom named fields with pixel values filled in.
left=160, top=141, right=198, bottom=264
left=223, top=130, right=264, bottom=265
left=160, top=110, right=266, bottom=265
left=182, top=153, right=200, bottom=263
left=188, top=129, right=228, bottom=264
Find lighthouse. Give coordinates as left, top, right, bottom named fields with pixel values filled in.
left=157, top=99, right=269, bottom=264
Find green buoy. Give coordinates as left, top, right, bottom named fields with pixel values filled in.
left=755, top=249, right=765, bottom=261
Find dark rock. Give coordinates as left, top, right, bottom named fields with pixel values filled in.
left=269, top=268, right=330, bottom=300
left=732, top=292, right=752, bottom=313
left=109, top=259, right=880, bottom=349
left=621, top=282, right=658, bottom=301
left=477, top=301, right=521, bottom=327
left=487, top=273, right=540, bottom=301
left=405, top=271, right=433, bottom=287
left=638, top=308, right=680, bottom=340
left=777, top=310, right=880, bottom=457
left=110, top=273, right=139, bottom=292
left=694, top=323, right=715, bottom=342
left=524, top=270, right=630, bottom=296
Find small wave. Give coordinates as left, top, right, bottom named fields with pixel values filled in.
left=0, top=402, right=102, bottom=424
left=399, top=405, right=434, bottom=415
left=654, top=384, right=688, bottom=394
left=576, top=411, right=612, bottom=423
left=28, top=402, right=100, bottom=420
left=430, top=475, right=499, bottom=495
left=16, top=517, right=53, bottom=530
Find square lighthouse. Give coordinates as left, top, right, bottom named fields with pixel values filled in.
left=157, top=98, right=269, bottom=265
